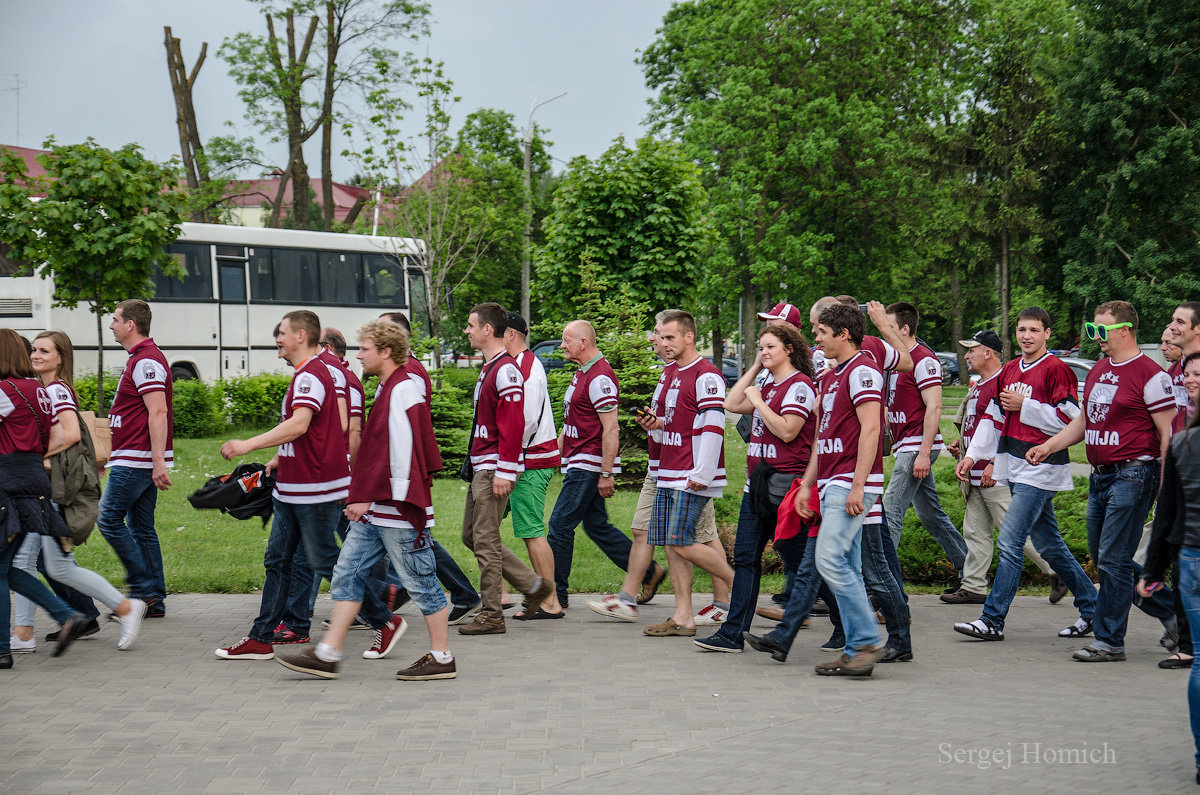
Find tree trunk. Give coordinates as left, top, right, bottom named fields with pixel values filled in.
left=740, top=279, right=757, bottom=368
left=320, top=2, right=336, bottom=231
left=164, top=27, right=210, bottom=222
left=95, top=306, right=106, bottom=416
left=950, top=263, right=964, bottom=383
left=711, top=311, right=723, bottom=370
left=999, top=226, right=1011, bottom=359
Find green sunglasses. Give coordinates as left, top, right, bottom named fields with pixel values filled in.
left=1084, top=321, right=1133, bottom=342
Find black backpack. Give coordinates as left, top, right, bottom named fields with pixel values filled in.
left=188, top=463, right=275, bottom=523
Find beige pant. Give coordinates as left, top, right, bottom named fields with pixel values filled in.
left=632, top=470, right=717, bottom=543
left=461, top=470, right=539, bottom=621
left=961, top=482, right=1053, bottom=595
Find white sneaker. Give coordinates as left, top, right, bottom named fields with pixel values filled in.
left=117, top=598, right=148, bottom=651
left=9, top=634, right=35, bottom=654
left=585, top=595, right=637, bottom=622
left=693, top=604, right=727, bottom=626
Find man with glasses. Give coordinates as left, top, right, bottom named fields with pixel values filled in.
left=1026, top=302, right=1178, bottom=661
left=953, top=307, right=1097, bottom=643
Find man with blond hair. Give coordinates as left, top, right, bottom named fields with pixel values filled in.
left=278, top=320, right=455, bottom=680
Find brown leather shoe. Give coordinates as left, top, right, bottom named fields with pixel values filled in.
left=638, top=563, right=669, bottom=605
left=940, top=588, right=987, bottom=605
left=1049, top=575, right=1069, bottom=604
left=814, top=646, right=881, bottom=676
left=457, top=615, right=506, bottom=635
left=395, top=653, right=457, bottom=680
left=755, top=606, right=785, bottom=622
left=277, top=647, right=340, bottom=679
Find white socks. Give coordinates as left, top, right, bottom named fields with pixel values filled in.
left=315, top=642, right=343, bottom=662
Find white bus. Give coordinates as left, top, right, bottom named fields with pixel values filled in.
left=1, top=223, right=428, bottom=380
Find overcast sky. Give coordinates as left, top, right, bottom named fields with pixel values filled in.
left=2, top=0, right=675, bottom=179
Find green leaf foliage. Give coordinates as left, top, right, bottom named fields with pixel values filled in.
left=534, top=135, right=711, bottom=322
left=218, top=373, right=293, bottom=429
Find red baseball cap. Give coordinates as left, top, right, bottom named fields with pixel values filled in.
left=757, top=302, right=803, bottom=329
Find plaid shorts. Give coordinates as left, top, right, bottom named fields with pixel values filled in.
left=646, top=487, right=711, bottom=547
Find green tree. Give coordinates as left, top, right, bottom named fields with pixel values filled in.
left=350, top=61, right=527, bottom=365
left=220, top=0, right=428, bottom=230
left=535, top=135, right=710, bottom=322
left=1053, top=0, right=1200, bottom=325
left=641, top=0, right=970, bottom=363
left=0, top=140, right=185, bottom=410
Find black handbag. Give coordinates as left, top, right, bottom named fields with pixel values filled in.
left=459, top=382, right=480, bottom=483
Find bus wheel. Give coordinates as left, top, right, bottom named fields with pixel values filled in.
left=171, top=366, right=197, bottom=381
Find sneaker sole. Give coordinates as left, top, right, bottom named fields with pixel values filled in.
left=396, top=671, right=457, bottom=680
left=271, top=637, right=311, bottom=645
left=815, top=664, right=875, bottom=677
left=277, top=657, right=339, bottom=679
left=10, top=647, right=36, bottom=654
left=215, top=650, right=275, bottom=660
left=585, top=602, right=636, bottom=623
left=363, top=620, right=408, bottom=660
left=447, top=604, right=483, bottom=626
left=692, top=639, right=743, bottom=653
left=117, top=601, right=148, bottom=651
left=953, top=625, right=1004, bottom=641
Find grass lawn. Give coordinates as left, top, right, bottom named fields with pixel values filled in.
left=74, top=408, right=1084, bottom=597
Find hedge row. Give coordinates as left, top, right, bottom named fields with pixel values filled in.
left=74, top=371, right=471, bottom=478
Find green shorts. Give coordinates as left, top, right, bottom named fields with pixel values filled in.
left=506, top=467, right=554, bottom=539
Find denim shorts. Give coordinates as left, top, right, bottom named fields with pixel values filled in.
left=331, top=520, right=448, bottom=615
left=647, top=487, right=710, bottom=547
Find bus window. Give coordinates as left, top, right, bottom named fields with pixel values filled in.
left=154, top=243, right=213, bottom=299
left=407, top=268, right=432, bottom=334
left=272, top=249, right=320, bottom=303
left=362, top=253, right=407, bottom=307
left=220, top=264, right=246, bottom=301
left=249, top=248, right=272, bottom=300
left=319, top=251, right=360, bottom=304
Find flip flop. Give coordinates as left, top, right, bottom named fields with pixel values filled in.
left=514, top=608, right=566, bottom=621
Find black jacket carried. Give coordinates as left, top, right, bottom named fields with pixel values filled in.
left=188, top=463, right=275, bottom=523
left=1145, top=429, right=1200, bottom=582
left=0, top=451, right=73, bottom=543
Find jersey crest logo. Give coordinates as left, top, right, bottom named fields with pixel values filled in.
left=1098, top=371, right=1120, bottom=385
left=299, top=382, right=311, bottom=394
left=36, top=388, right=51, bottom=415
left=706, top=383, right=718, bottom=395
left=144, top=365, right=156, bottom=379
left=1087, top=383, right=1116, bottom=423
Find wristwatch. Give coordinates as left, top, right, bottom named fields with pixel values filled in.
left=599, top=471, right=613, bottom=479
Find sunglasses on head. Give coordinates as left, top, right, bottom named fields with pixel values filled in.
left=1083, top=321, right=1132, bottom=342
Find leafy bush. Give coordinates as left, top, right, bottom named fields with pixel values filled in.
left=173, top=379, right=224, bottom=438
left=430, top=379, right=473, bottom=476
left=218, top=373, right=291, bottom=429
left=74, top=371, right=119, bottom=415
left=534, top=260, right=660, bottom=485
left=435, top=366, right=481, bottom=391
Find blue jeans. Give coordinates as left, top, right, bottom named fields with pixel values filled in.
left=1176, top=547, right=1200, bottom=768
left=770, top=533, right=843, bottom=653
left=814, top=486, right=884, bottom=655
left=1087, top=464, right=1173, bottom=651
left=331, top=521, right=448, bottom=615
left=981, top=483, right=1097, bottom=630
left=711, top=494, right=772, bottom=646
left=883, top=449, right=967, bottom=573
left=97, top=466, right=164, bottom=602
left=249, top=498, right=391, bottom=643
left=548, top=468, right=648, bottom=605
left=0, top=534, right=78, bottom=654
left=862, top=522, right=911, bottom=651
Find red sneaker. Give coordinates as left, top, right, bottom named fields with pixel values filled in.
left=215, top=637, right=274, bottom=660
left=362, top=616, right=407, bottom=660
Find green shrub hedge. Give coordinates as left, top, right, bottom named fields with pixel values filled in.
left=218, top=373, right=291, bottom=428
left=173, top=379, right=224, bottom=438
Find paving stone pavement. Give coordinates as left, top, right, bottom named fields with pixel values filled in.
left=2, top=592, right=1195, bottom=793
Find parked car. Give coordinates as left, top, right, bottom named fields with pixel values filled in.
left=714, top=357, right=741, bottom=387
left=1057, top=356, right=1096, bottom=401
left=531, top=339, right=568, bottom=371
left=935, top=352, right=961, bottom=386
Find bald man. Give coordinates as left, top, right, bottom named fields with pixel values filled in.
left=545, top=320, right=659, bottom=612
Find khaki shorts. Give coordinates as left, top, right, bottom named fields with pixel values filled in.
left=632, top=471, right=717, bottom=543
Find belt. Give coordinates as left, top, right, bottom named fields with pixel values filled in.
left=1092, top=459, right=1158, bottom=476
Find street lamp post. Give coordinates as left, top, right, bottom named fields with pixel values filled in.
left=522, top=91, right=566, bottom=321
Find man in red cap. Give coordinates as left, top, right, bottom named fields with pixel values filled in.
left=757, top=302, right=804, bottom=330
